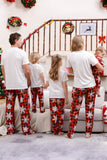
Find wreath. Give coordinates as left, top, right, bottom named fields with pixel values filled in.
left=62, top=22, right=74, bottom=34
left=101, top=0, right=107, bottom=8
left=0, top=48, right=3, bottom=54
left=21, top=0, right=36, bottom=8
left=8, top=16, right=22, bottom=27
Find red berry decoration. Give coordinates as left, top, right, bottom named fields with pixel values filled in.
left=7, top=0, right=15, bottom=2
left=21, top=0, right=36, bottom=8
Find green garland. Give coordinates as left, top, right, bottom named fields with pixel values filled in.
left=62, top=22, right=74, bottom=34
left=0, top=48, right=6, bottom=99
left=21, top=0, right=36, bottom=8
left=102, top=0, right=107, bottom=8
left=8, top=16, right=22, bottom=27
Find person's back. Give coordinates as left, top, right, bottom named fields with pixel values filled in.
left=66, top=35, right=104, bottom=139
left=3, top=47, right=28, bottom=89
left=1, top=33, right=33, bottom=135
left=29, top=52, right=45, bottom=113
left=30, top=63, right=43, bottom=88
left=67, top=51, right=97, bottom=88
left=47, top=68, right=67, bottom=98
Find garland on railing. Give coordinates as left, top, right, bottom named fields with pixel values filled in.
left=7, top=0, right=15, bottom=2
left=44, top=19, right=53, bottom=28
left=101, top=0, right=107, bottom=8
left=21, top=29, right=38, bottom=48
left=62, top=22, right=74, bottom=34
left=21, top=0, right=36, bottom=8
left=21, top=20, right=53, bottom=48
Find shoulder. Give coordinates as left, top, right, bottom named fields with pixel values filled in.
left=67, top=52, right=73, bottom=57
left=18, top=48, right=27, bottom=55
left=38, top=64, right=43, bottom=70
left=34, top=63, right=43, bottom=72
left=84, top=51, right=95, bottom=58
left=59, top=68, right=67, bottom=76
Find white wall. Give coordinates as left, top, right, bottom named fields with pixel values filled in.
left=0, top=0, right=107, bottom=50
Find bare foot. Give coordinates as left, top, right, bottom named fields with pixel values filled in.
left=96, top=88, right=101, bottom=97
left=31, top=131, right=35, bottom=134
left=65, top=135, right=70, bottom=139
left=30, top=130, right=35, bottom=134
left=85, top=134, right=91, bottom=138
left=8, top=133, right=14, bottom=135
left=58, top=132, right=64, bottom=136
left=97, top=93, right=101, bottom=97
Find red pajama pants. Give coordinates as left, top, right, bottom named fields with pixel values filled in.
left=6, top=89, right=32, bottom=135
left=31, top=87, right=45, bottom=113
left=67, top=86, right=96, bottom=138
left=50, top=98, right=65, bottom=135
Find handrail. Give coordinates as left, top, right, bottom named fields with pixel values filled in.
left=21, top=18, right=107, bottom=55
left=21, top=18, right=107, bottom=47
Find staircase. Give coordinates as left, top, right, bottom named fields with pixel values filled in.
left=21, top=19, right=107, bottom=56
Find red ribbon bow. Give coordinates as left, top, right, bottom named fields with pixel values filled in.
left=98, top=36, right=106, bottom=43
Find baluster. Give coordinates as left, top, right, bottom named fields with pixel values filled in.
left=49, top=23, right=51, bottom=55
left=43, top=26, right=45, bottom=55
left=59, top=21, right=61, bottom=51
left=38, top=30, right=39, bottom=53
left=33, top=34, right=34, bottom=52
left=96, top=20, right=98, bottom=49
left=54, top=21, right=56, bottom=51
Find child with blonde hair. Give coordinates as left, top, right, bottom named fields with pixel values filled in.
left=45, top=54, right=68, bottom=136
left=29, top=52, right=45, bottom=113
left=92, top=46, right=106, bottom=97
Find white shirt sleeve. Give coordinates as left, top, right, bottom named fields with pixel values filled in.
left=66, top=54, right=72, bottom=68
left=46, top=72, right=49, bottom=82
left=89, top=53, right=98, bottom=66
left=22, top=51, right=29, bottom=65
left=39, top=65, right=44, bottom=74
left=62, top=70, right=68, bottom=82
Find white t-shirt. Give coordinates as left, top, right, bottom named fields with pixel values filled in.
left=1, top=47, right=29, bottom=89
left=30, top=63, right=44, bottom=88
left=67, top=51, right=98, bottom=88
left=46, top=68, right=68, bottom=98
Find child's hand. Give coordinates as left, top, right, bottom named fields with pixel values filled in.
left=65, top=98, right=69, bottom=105
left=43, top=83, right=48, bottom=89
left=27, top=80, right=31, bottom=88
left=96, top=88, right=101, bottom=97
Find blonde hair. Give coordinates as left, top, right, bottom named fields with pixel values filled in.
left=49, top=54, right=62, bottom=81
left=71, top=35, right=84, bottom=51
left=29, top=52, right=40, bottom=64
left=95, top=46, right=106, bottom=56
